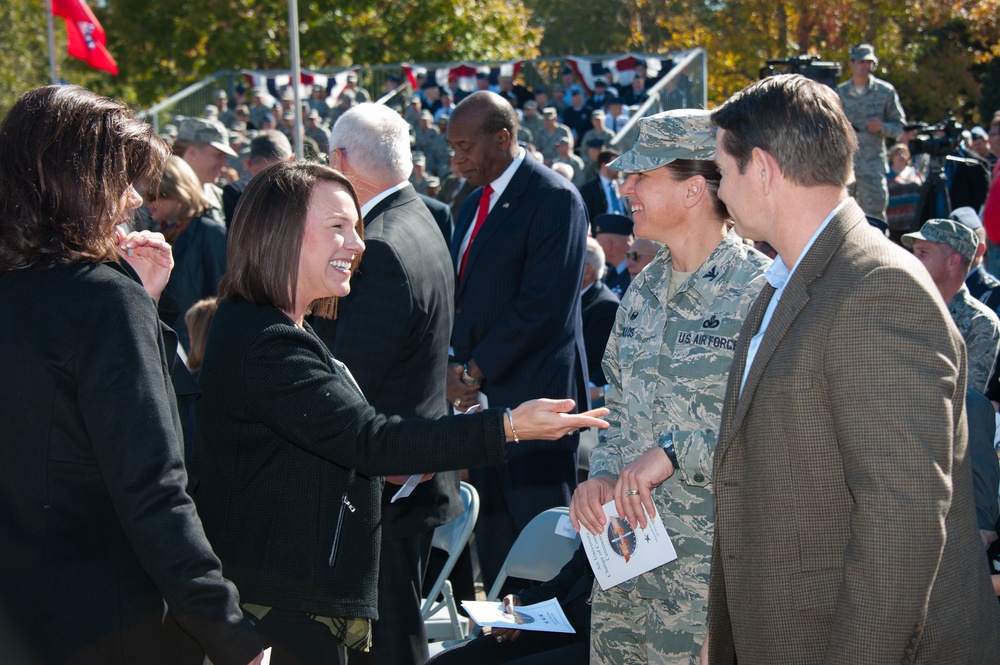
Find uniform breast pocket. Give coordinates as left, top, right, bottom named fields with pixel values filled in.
left=669, top=318, right=742, bottom=382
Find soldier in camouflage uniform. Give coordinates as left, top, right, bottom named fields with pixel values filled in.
left=537, top=107, right=574, bottom=165
left=836, top=43, right=905, bottom=223
left=569, top=109, right=771, bottom=664
left=431, top=114, right=453, bottom=177
left=521, top=100, right=546, bottom=148
left=580, top=110, right=616, bottom=170
left=413, top=110, right=441, bottom=157
left=902, top=218, right=1000, bottom=391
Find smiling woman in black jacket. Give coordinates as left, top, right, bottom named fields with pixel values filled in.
left=193, top=162, right=607, bottom=665
left=0, top=86, right=263, bottom=665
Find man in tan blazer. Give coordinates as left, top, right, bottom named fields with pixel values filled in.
left=706, top=74, right=1000, bottom=663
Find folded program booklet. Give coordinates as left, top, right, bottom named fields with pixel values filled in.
left=580, top=500, right=677, bottom=590
left=461, top=597, right=575, bottom=633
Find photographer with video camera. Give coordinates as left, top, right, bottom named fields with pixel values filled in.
left=907, top=117, right=992, bottom=232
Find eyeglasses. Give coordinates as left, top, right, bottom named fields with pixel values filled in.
left=625, top=251, right=645, bottom=261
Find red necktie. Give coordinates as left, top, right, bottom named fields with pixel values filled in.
left=458, top=184, right=493, bottom=282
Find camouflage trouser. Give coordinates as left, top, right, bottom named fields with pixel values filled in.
left=851, top=168, right=889, bottom=222
left=590, top=580, right=707, bottom=665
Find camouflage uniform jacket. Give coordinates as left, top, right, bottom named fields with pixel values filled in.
left=589, top=230, right=770, bottom=598
left=522, top=115, right=546, bottom=147
left=948, top=283, right=1000, bottom=392
left=581, top=127, right=616, bottom=156
left=537, top=123, right=574, bottom=163
left=836, top=75, right=905, bottom=176
left=554, top=153, right=586, bottom=187
left=427, top=132, right=452, bottom=177
left=413, top=125, right=441, bottom=155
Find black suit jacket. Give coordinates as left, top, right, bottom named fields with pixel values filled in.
left=312, top=184, right=461, bottom=540
left=581, top=279, right=620, bottom=386
left=578, top=176, right=608, bottom=223
left=0, top=262, right=258, bottom=665
left=440, top=176, right=475, bottom=222
left=603, top=264, right=631, bottom=298
left=418, top=191, right=454, bottom=250
left=221, top=177, right=248, bottom=227
left=450, top=153, right=589, bottom=528
left=195, top=301, right=508, bottom=619
left=967, top=388, right=1000, bottom=532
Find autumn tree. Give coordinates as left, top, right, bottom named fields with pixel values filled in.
left=598, top=0, right=1000, bottom=125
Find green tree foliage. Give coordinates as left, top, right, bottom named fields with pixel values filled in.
left=99, top=0, right=540, bottom=106
left=0, top=0, right=49, bottom=116
left=522, top=0, right=632, bottom=55
left=2, top=0, right=540, bottom=110
left=627, top=0, right=999, bottom=125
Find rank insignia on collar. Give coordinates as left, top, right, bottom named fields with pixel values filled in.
left=703, top=265, right=718, bottom=281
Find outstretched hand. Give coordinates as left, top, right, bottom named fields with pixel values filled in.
left=506, top=399, right=609, bottom=443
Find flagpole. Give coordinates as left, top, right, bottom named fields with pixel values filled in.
left=288, top=0, right=303, bottom=161
left=46, top=0, right=58, bottom=84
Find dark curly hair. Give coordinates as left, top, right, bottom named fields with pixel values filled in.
left=0, top=85, right=168, bottom=273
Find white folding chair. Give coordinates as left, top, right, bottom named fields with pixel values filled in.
left=421, top=482, right=479, bottom=642
left=484, top=506, right=580, bottom=600
left=463, top=506, right=581, bottom=639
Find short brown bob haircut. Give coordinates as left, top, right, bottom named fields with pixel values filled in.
left=219, top=162, right=363, bottom=319
left=0, top=85, right=168, bottom=273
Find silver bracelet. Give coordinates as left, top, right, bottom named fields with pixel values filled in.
left=505, top=407, right=519, bottom=443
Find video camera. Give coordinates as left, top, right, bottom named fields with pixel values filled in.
left=907, top=116, right=964, bottom=159
left=759, top=54, right=842, bottom=89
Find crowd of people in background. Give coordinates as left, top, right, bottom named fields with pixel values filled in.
left=4, top=42, right=1000, bottom=665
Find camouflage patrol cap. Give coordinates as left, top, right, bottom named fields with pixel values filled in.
left=608, top=108, right=715, bottom=174
left=541, top=107, right=558, bottom=119
left=901, top=218, right=979, bottom=265
left=849, top=43, right=878, bottom=67
left=177, top=117, right=238, bottom=157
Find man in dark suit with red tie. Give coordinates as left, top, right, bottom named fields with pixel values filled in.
left=446, top=91, right=590, bottom=590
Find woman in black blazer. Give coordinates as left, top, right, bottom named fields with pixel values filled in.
left=0, top=86, right=263, bottom=665
left=193, top=162, right=608, bottom=664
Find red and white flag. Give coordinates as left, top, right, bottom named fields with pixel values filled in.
left=51, top=0, right=118, bottom=75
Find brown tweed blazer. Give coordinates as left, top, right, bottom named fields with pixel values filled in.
left=708, top=200, right=1000, bottom=664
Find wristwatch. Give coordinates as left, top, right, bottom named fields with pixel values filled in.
left=658, top=433, right=679, bottom=472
